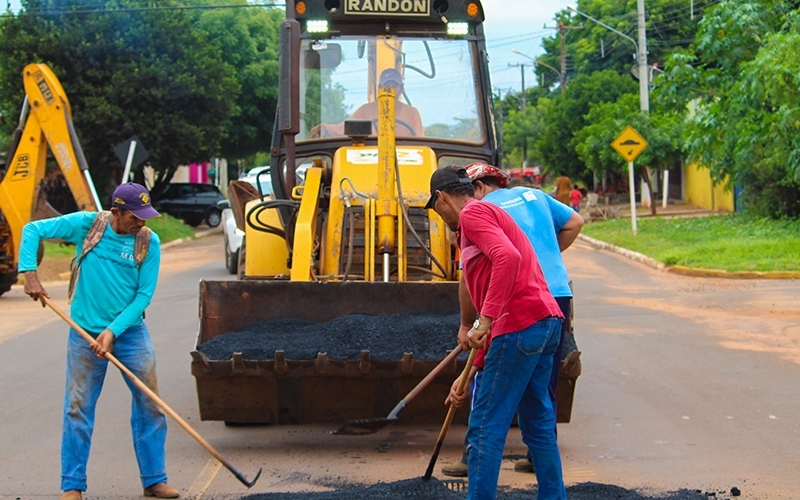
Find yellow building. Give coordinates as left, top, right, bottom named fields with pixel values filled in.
left=684, top=163, right=735, bottom=212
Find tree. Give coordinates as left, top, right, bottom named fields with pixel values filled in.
left=196, top=1, right=284, bottom=160
left=537, top=69, right=637, bottom=181
left=576, top=93, right=683, bottom=213
left=656, top=0, right=800, bottom=217
left=0, top=0, right=241, bottom=198
left=538, top=0, right=717, bottom=80
left=502, top=97, right=551, bottom=169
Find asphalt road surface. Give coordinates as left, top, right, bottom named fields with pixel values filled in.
left=1, top=234, right=799, bottom=499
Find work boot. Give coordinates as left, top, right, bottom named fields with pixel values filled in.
left=441, top=450, right=469, bottom=477
left=143, top=482, right=180, bottom=498
left=60, top=491, right=82, bottom=500
left=514, top=457, right=535, bottom=473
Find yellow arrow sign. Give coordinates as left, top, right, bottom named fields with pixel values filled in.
left=611, top=125, right=648, bottom=163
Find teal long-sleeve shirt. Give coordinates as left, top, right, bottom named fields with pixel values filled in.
left=18, top=211, right=161, bottom=337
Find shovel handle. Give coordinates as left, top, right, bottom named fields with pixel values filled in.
left=385, top=344, right=464, bottom=420
left=423, top=347, right=478, bottom=480
left=42, top=297, right=260, bottom=489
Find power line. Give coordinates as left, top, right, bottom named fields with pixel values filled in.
left=2, top=2, right=284, bottom=17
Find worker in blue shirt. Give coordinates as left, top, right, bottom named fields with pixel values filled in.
left=19, top=183, right=178, bottom=500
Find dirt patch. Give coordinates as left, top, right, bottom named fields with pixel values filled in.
left=35, top=255, right=72, bottom=282
left=242, top=478, right=713, bottom=500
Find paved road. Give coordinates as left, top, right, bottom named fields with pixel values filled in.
left=1, top=235, right=799, bottom=499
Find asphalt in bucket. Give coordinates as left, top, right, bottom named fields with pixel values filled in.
left=241, top=477, right=714, bottom=500
left=197, top=312, right=463, bottom=361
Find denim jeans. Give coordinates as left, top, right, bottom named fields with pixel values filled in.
left=466, top=317, right=566, bottom=500
left=61, top=322, right=168, bottom=492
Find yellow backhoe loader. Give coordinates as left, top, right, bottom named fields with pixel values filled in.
left=191, top=0, right=580, bottom=426
left=0, top=63, right=102, bottom=295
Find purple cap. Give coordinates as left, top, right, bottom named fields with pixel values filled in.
left=112, top=183, right=160, bottom=220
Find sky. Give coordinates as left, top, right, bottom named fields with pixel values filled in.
left=5, top=0, right=576, bottom=95
left=481, top=0, right=577, bottom=95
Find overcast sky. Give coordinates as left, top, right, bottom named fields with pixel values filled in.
left=5, top=0, right=576, bottom=94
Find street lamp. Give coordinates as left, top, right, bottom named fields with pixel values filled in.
left=512, top=48, right=564, bottom=93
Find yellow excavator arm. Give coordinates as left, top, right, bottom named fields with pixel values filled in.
left=0, top=63, right=102, bottom=295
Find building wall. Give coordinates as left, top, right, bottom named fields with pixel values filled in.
left=684, top=163, right=734, bottom=212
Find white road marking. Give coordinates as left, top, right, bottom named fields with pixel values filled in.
left=184, top=458, right=223, bottom=500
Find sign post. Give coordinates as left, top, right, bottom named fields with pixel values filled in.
left=610, top=125, right=648, bottom=235
left=114, top=136, right=149, bottom=184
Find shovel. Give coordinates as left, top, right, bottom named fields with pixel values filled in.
left=423, top=347, right=477, bottom=480
left=43, top=297, right=262, bottom=489
left=333, top=345, right=464, bottom=435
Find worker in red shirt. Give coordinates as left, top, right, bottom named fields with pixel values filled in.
left=425, top=166, right=567, bottom=500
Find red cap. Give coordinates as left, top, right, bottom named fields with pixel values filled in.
left=464, top=162, right=510, bottom=188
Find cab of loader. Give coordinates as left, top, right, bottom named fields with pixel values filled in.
left=0, top=64, right=102, bottom=296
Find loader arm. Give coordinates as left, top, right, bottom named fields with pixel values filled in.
left=0, top=63, right=101, bottom=296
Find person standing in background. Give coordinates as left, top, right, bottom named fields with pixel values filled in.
left=570, top=184, right=583, bottom=212
left=554, top=171, right=571, bottom=205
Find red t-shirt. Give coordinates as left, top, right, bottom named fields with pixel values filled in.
left=570, top=189, right=582, bottom=206
left=458, top=199, right=562, bottom=366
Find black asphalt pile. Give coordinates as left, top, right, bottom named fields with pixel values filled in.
left=242, top=480, right=710, bottom=500
left=197, top=311, right=462, bottom=361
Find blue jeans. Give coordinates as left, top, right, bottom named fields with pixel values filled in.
left=61, top=322, right=168, bottom=492
left=466, top=317, right=566, bottom=500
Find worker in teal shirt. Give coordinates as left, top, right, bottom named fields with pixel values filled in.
left=19, top=183, right=179, bottom=500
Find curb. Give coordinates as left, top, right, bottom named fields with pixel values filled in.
left=161, top=226, right=222, bottom=251
left=576, top=234, right=800, bottom=280
left=577, top=234, right=664, bottom=271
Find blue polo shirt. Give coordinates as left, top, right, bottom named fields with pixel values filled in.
left=18, top=211, right=161, bottom=336
left=482, top=187, right=573, bottom=298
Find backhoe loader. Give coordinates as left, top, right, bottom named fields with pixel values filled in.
left=191, top=0, right=580, bottom=425
left=0, top=63, right=102, bottom=296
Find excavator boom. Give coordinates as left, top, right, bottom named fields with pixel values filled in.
left=0, top=63, right=101, bottom=296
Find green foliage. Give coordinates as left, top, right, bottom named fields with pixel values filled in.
left=576, top=93, right=683, bottom=177
left=43, top=241, right=77, bottom=258
left=537, top=70, right=636, bottom=180
left=146, top=213, right=196, bottom=242
left=655, top=0, right=800, bottom=218
left=582, top=214, right=800, bottom=271
left=197, top=1, right=283, bottom=160
left=537, top=0, right=713, bottom=82
left=0, top=0, right=282, bottom=200
left=502, top=97, right=550, bottom=168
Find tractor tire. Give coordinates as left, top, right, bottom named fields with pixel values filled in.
left=0, top=271, right=18, bottom=297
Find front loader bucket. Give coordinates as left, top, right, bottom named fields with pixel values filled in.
left=191, top=280, right=467, bottom=425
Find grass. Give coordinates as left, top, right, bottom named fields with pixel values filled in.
left=581, top=214, right=800, bottom=272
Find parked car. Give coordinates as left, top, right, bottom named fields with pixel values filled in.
left=154, top=183, right=226, bottom=228
left=222, top=167, right=272, bottom=275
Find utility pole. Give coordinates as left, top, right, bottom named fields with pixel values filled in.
left=496, top=95, right=505, bottom=168
left=637, top=0, right=649, bottom=112
left=507, top=63, right=526, bottom=110
left=507, top=63, right=527, bottom=162
left=543, top=22, right=583, bottom=92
